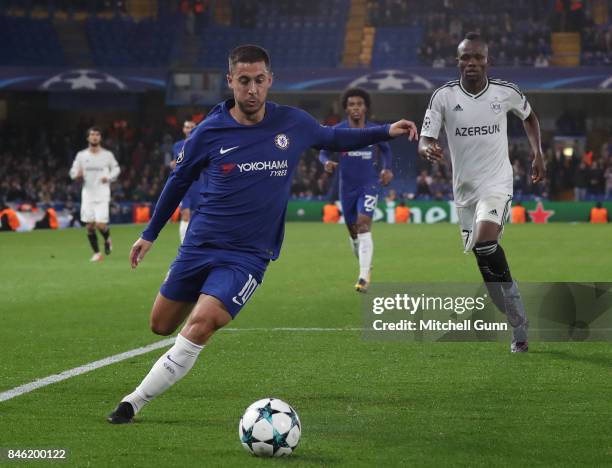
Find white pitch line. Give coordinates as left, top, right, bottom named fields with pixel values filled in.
left=0, top=328, right=363, bottom=403
left=0, top=337, right=175, bottom=403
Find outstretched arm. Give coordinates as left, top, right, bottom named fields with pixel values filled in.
left=523, top=111, right=545, bottom=183
left=312, top=119, right=418, bottom=152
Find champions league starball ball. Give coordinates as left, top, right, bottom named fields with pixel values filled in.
left=238, top=398, right=301, bottom=457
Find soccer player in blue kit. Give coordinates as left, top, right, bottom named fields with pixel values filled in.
left=319, top=88, right=393, bottom=293
left=171, top=119, right=198, bottom=243
left=108, top=45, right=418, bottom=424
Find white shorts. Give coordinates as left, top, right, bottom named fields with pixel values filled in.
left=81, top=201, right=109, bottom=224
left=457, top=194, right=512, bottom=252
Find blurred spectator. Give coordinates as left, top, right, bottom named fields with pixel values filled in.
left=534, top=53, right=549, bottom=67
left=574, top=162, right=588, bottom=200
left=605, top=165, right=612, bottom=199
left=370, top=0, right=553, bottom=67
left=415, top=170, right=432, bottom=199
left=395, top=201, right=410, bottom=223
left=589, top=201, right=608, bottom=223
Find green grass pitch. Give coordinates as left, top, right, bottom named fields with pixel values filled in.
left=0, top=222, right=611, bottom=466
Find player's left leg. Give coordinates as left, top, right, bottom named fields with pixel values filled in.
left=355, top=214, right=373, bottom=292
left=471, top=196, right=528, bottom=352
left=96, top=222, right=112, bottom=255
left=95, top=202, right=112, bottom=255
left=354, top=189, right=378, bottom=293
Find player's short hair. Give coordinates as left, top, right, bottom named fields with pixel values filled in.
left=458, top=31, right=488, bottom=56
left=341, top=88, right=371, bottom=110
left=228, top=44, right=271, bottom=73
left=464, top=31, right=482, bottom=42
left=86, top=126, right=102, bottom=137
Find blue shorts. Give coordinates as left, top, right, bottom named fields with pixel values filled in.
left=340, top=183, right=379, bottom=225
left=179, top=182, right=200, bottom=211
left=159, top=246, right=269, bottom=318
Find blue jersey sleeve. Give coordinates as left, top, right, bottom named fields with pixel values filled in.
left=319, top=149, right=332, bottom=165
left=142, top=134, right=208, bottom=242
left=378, top=141, right=392, bottom=170
left=303, top=113, right=392, bottom=151
left=172, top=140, right=184, bottom=158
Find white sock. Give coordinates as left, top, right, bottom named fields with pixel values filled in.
left=179, top=220, right=189, bottom=243
left=122, top=334, right=203, bottom=414
left=358, top=232, right=373, bottom=280
left=349, top=237, right=359, bottom=258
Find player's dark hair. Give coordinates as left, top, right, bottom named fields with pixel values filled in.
left=465, top=31, right=482, bottom=42
left=341, top=88, right=371, bottom=111
left=86, top=126, right=102, bottom=137
left=228, top=44, right=271, bottom=72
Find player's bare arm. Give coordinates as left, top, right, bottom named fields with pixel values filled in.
left=418, top=136, right=443, bottom=162
left=389, top=119, right=418, bottom=140
left=522, top=111, right=546, bottom=183
left=130, top=237, right=153, bottom=269
left=380, top=169, right=393, bottom=186
left=324, top=161, right=338, bottom=173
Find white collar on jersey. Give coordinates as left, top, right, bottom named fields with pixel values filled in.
left=459, top=77, right=489, bottom=99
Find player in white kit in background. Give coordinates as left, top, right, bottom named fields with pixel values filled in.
left=69, top=127, right=120, bottom=262
left=418, top=32, right=546, bottom=352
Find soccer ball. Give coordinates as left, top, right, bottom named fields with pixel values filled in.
left=238, top=398, right=301, bottom=457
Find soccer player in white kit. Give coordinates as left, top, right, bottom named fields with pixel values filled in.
left=418, top=32, right=546, bottom=352
left=69, top=127, right=121, bottom=262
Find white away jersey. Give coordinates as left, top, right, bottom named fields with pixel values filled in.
left=421, top=78, right=531, bottom=207
left=69, top=148, right=120, bottom=203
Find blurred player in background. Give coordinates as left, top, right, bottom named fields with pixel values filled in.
left=319, top=88, right=393, bottom=293
left=108, top=44, right=418, bottom=424
left=69, top=127, right=120, bottom=262
left=171, top=120, right=197, bottom=242
left=418, top=32, right=545, bottom=353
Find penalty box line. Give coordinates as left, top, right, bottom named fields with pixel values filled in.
left=0, top=327, right=362, bottom=403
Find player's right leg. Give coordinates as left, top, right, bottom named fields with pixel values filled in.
left=346, top=223, right=359, bottom=258
left=108, top=293, right=224, bottom=424
left=86, top=223, right=102, bottom=262
left=81, top=202, right=102, bottom=261
left=108, top=248, right=266, bottom=424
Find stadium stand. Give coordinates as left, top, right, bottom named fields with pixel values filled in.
left=368, top=0, right=554, bottom=67
left=85, top=17, right=180, bottom=67
left=0, top=16, right=65, bottom=66
left=198, top=0, right=349, bottom=68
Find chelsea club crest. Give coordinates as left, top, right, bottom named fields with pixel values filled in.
left=176, top=148, right=185, bottom=163
left=274, top=134, right=289, bottom=150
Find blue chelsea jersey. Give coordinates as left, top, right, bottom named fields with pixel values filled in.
left=142, top=100, right=392, bottom=260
